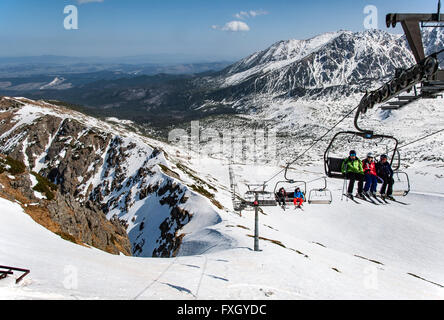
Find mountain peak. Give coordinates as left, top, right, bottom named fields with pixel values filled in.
left=221, top=28, right=416, bottom=92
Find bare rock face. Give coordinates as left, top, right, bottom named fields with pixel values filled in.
left=153, top=206, right=192, bottom=257
left=0, top=156, right=132, bottom=255
left=46, top=194, right=131, bottom=255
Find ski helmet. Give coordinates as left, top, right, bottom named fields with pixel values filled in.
left=367, top=152, right=374, bottom=158
left=350, top=150, right=357, bottom=156
left=380, top=154, right=388, bottom=160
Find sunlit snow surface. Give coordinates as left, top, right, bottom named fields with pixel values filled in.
left=1, top=158, right=444, bottom=300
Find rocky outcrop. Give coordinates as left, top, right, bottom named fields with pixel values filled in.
left=0, top=97, right=223, bottom=258
left=0, top=155, right=131, bottom=255
left=153, top=206, right=192, bottom=257
left=46, top=194, right=131, bottom=255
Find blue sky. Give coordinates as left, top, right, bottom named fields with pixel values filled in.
left=0, top=0, right=441, bottom=61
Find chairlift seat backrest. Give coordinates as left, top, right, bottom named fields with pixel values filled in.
left=327, top=157, right=346, bottom=179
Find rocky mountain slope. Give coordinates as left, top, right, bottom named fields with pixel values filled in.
left=0, top=96, right=232, bottom=258
left=218, top=30, right=413, bottom=99
left=188, top=28, right=444, bottom=167
left=200, top=28, right=443, bottom=112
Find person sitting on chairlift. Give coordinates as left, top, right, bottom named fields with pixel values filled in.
left=277, top=187, right=287, bottom=207
left=376, top=154, right=395, bottom=200
left=363, top=152, right=379, bottom=198
left=342, top=150, right=365, bottom=197
left=293, top=187, right=305, bottom=208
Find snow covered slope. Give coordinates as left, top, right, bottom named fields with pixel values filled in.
left=0, top=95, right=443, bottom=299
left=1, top=158, right=444, bottom=299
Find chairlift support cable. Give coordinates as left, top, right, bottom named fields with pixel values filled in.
left=251, top=104, right=360, bottom=191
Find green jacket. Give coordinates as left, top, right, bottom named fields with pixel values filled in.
left=342, top=157, right=364, bottom=174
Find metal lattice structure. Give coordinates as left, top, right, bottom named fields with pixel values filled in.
left=229, top=164, right=246, bottom=213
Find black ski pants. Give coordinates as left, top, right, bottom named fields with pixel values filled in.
left=346, top=172, right=364, bottom=194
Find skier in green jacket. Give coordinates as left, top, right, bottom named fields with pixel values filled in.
left=342, top=150, right=365, bottom=197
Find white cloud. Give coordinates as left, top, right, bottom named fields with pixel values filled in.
left=216, top=21, right=250, bottom=32
left=249, top=10, right=269, bottom=17
left=234, top=10, right=269, bottom=19
left=234, top=11, right=250, bottom=19
left=213, top=9, right=267, bottom=32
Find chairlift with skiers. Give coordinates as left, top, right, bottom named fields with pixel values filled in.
left=324, top=131, right=400, bottom=179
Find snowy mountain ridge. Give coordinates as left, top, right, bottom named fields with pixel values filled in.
left=193, top=28, right=443, bottom=115
left=224, top=31, right=346, bottom=79
left=190, top=28, right=444, bottom=169
left=215, top=30, right=412, bottom=100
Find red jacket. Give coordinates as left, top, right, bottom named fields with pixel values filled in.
left=363, top=159, right=377, bottom=176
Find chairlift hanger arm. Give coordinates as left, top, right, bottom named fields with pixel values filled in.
left=386, top=7, right=444, bottom=63
left=354, top=102, right=373, bottom=134
left=354, top=50, right=441, bottom=134
left=354, top=6, right=443, bottom=134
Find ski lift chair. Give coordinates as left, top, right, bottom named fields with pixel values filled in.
left=392, top=171, right=411, bottom=196
left=388, top=150, right=411, bottom=197
left=274, top=180, right=307, bottom=204
left=324, top=131, right=400, bottom=179
left=325, top=131, right=400, bottom=201
left=308, top=177, right=333, bottom=204
left=244, top=184, right=277, bottom=207
left=233, top=198, right=247, bottom=212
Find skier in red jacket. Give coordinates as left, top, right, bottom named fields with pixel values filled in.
left=363, top=152, right=379, bottom=197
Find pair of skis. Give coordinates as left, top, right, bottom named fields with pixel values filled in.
left=382, top=196, right=409, bottom=206
left=345, top=193, right=382, bottom=205
left=343, top=193, right=375, bottom=204
left=376, top=194, right=409, bottom=206
left=344, top=194, right=376, bottom=206
left=280, top=205, right=304, bottom=211
left=344, top=193, right=409, bottom=206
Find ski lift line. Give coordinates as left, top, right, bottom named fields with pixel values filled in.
left=381, top=128, right=444, bottom=160
left=283, top=105, right=361, bottom=181
left=398, top=128, right=444, bottom=150
left=253, top=104, right=361, bottom=190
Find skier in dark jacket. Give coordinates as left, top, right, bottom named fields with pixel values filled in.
left=376, top=154, right=395, bottom=200
left=341, top=150, right=364, bottom=197
left=277, top=187, right=287, bottom=207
